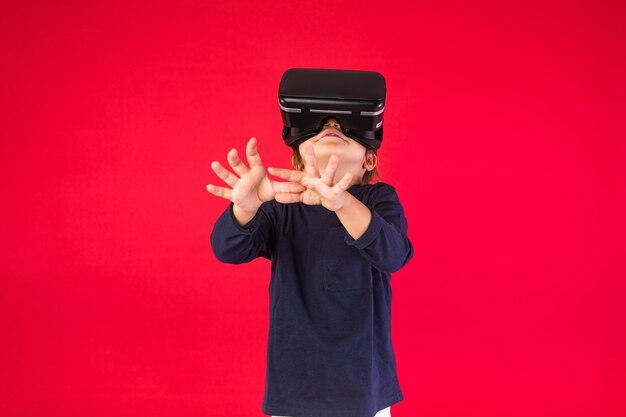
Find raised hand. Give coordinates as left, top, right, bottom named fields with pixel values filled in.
left=207, top=137, right=305, bottom=213
left=267, top=140, right=354, bottom=212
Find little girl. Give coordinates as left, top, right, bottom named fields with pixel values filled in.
left=207, top=116, right=413, bottom=417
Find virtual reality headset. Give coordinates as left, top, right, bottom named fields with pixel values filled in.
left=278, top=68, right=386, bottom=149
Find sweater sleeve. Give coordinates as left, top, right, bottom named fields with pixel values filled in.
left=343, top=183, right=414, bottom=273
left=210, top=201, right=276, bottom=263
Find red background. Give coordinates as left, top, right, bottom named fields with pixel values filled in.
left=1, top=1, right=625, bottom=416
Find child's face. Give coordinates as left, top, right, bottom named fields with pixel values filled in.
left=298, top=118, right=375, bottom=186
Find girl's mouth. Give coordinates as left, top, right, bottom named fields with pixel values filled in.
left=319, top=129, right=347, bottom=141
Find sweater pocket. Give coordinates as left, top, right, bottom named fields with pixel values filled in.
left=322, top=226, right=373, bottom=291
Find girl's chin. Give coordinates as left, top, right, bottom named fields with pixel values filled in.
left=312, top=145, right=348, bottom=157
left=316, top=135, right=347, bottom=143
left=313, top=137, right=350, bottom=147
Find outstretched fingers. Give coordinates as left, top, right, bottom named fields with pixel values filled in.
left=302, top=171, right=352, bottom=201
left=332, top=172, right=353, bottom=192
left=321, top=155, right=338, bottom=186
left=227, top=148, right=249, bottom=177
left=211, top=161, right=238, bottom=187
left=267, top=166, right=306, bottom=183
left=245, top=137, right=265, bottom=169
left=302, top=141, right=320, bottom=177
left=206, top=184, right=233, bottom=200
left=271, top=179, right=306, bottom=194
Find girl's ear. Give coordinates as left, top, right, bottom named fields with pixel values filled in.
left=363, top=151, right=377, bottom=171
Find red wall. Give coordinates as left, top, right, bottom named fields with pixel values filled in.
left=1, top=1, right=625, bottom=416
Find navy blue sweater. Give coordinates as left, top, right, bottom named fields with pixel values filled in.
left=210, top=182, right=413, bottom=417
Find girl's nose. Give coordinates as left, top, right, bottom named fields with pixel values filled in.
left=325, top=118, right=341, bottom=129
